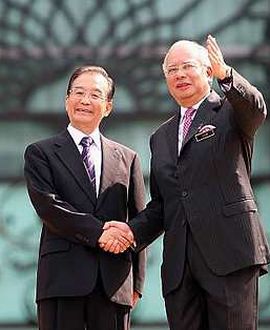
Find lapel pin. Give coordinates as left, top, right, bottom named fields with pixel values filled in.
left=195, top=125, right=216, bottom=142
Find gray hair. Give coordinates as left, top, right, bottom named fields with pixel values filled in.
left=162, top=40, right=212, bottom=85
left=67, top=65, right=115, bottom=100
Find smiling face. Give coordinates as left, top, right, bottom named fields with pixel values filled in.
left=163, top=41, right=212, bottom=107
left=65, top=71, right=113, bottom=134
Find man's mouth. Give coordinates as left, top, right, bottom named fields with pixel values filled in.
left=175, top=82, right=191, bottom=89
left=76, top=108, right=92, bottom=114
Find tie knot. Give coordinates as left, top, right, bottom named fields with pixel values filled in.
left=185, top=107, right=196, bottom=118
left=80, top=136, right=94, bottom=148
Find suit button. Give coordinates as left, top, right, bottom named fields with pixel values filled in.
left=75, top=233, right=83, bottom=240
left=181, top=190, right=188, bottom=197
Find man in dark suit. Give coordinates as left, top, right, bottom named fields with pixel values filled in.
left=102, top=36, right=270, bottom=329
left=24, top=65, right=146, bottom=330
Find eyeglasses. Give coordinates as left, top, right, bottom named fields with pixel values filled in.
left=69, top=87, right=107, bottom=101
left=164, top=62, right=204, bottom=77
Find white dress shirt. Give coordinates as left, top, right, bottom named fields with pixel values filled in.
left=67, top=124, right=102, bottom=196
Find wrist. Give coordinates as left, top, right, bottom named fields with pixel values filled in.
left=219, top=65, right=231, bottom=81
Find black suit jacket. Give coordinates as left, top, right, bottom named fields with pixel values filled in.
left=24, top=130, right=146, bottom=305
left=129, top=69, right=270, bottom=297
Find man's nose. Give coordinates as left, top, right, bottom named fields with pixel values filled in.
left=81, top=94, right=92, bottom=103
left=175, top=67, right=186, bottom=78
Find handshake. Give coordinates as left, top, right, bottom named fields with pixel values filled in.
left=98, top=221, right=135, bottom=254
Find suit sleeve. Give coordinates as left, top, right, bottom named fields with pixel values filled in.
left=24, top=143, right=103, bottom=247
left=129, top=137, right=164, bottom=251
left=220, top=68, right=267, bottom=138
left=128, top=153, right=147, bottom=296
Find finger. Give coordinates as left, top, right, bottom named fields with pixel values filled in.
left=104, top=237, right=127, bottom=253
left=106, top=221, right=123, bottom=228
left=108, top=227, right=134, bottom=244
left=115, top=239, right=130, bottom=251
left=207, top=36, right=221, bottom=56
left=119, top=246, right=128, bottom=253
left=115, top=242, right=129, bottom=253
left=107, top=240, right=122, bottom=254
left=103, top=239, right=116, bottom=252
left=208, top=52, right=219, bottom=64
left=110, top=244, right=123, bottom=254
left=102, top=227, right=134, bottom=249
left=103, top=221, right=122, bottom=232
left=208, top=35, right=218, bottom=49
left=207, top=42, right=219, bottom=59
left=98, top=231, right=112, bottom=246
left=103, top=222, right=110, bottom=230
left=110, top=221, right=131, bottom=234
left=132, top=292, right=140, bottom=308
left=117, top=233, right=133, bottom=246
left=210, top=41, right=223, bottom=61
left=100, top=235, right=128, bottom=253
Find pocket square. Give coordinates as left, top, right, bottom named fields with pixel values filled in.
left=198, top=124, right=216, bottom=133
left=195, top=124, right=216, bottom=142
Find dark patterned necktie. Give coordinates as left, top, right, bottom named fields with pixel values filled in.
left=183, top=107, right=196, bottom=139
left=80, top=137, right=96, bottom=190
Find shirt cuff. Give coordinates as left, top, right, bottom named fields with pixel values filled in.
left=218, top=67, right=233, bottom=92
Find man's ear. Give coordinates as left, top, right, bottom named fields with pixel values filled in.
left=65, top=95, right=69, bottom=112
left=206, top=66, right=213, bottom=85
left=206, top=66, right=213, bottom=79
left=104, top=100, right=113, bottom=117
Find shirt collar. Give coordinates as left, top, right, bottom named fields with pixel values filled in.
left=180, top=93, right=210, bottom=118
left=67, top=124, right=101, bottom=149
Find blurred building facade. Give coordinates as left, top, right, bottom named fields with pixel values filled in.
left=0, top=0, right=270, bottom=326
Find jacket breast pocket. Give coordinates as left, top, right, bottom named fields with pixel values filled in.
left=222, top=199, right=257, bottom=217
left=40, top=239, right=71, bottom=257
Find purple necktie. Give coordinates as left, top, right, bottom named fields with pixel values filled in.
left=80, top=137, right=96, bottom=190
left=183, top=107, right=196, bottom=139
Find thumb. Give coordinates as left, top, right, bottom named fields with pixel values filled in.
left=103, top=220, right=119, bottom=230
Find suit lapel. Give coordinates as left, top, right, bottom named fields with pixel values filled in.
left=99, top=136, right=122, bottom=196
left=95, top=136, right=122, bottom=212
left=164, top=111, right=181, bottom=165
left=182, top=91, right=222, bottom=149
left=54, top=130, right=97, bottom=205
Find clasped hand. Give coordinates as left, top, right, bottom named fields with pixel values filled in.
left=98, top=221, right=134, bottom=254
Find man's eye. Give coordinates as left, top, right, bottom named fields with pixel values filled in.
left=183, top=63, right=196, bottom=70
left=168, top=67, right=178, bottom=74
left=75, top=91, right=84, bottom=96
left=183, top=64, right=193, bottom=70
left=91, top=94, right=99, bottom=99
